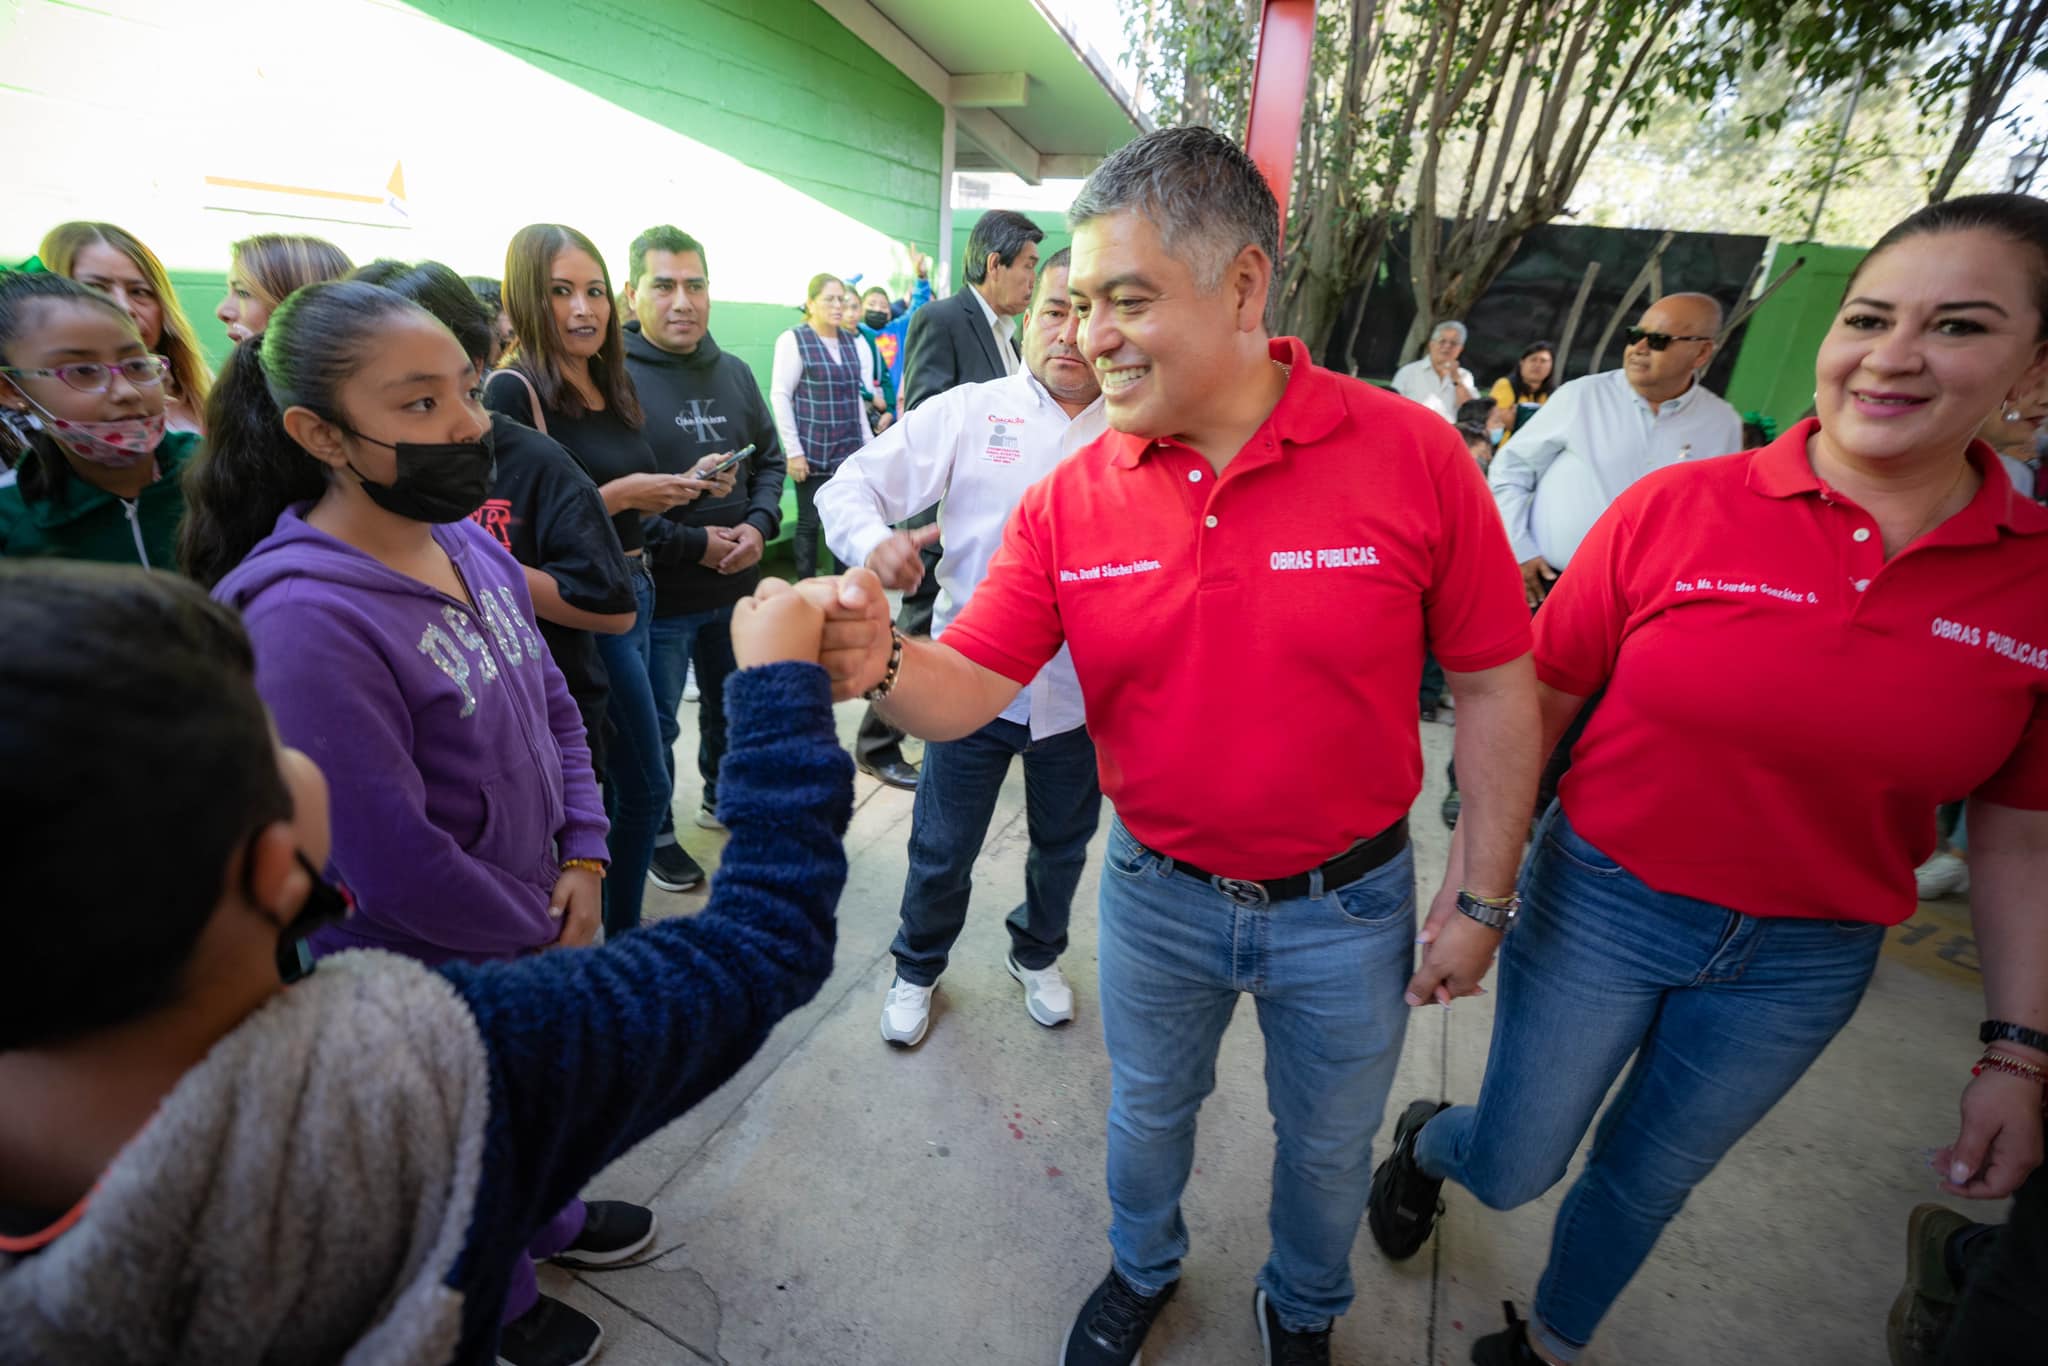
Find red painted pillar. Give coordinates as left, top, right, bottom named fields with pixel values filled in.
left=1243, top=0, right=1315, bottom=238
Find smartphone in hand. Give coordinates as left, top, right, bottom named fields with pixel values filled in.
left=694, top=443, right=756, bottom=480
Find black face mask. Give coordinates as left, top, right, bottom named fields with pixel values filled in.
left=275, top=851, right=356, bottom=984
left=342, top=425, right=496, bottom=523
left=863, top=309, right=891, bottom=331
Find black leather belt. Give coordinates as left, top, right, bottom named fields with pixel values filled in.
left=1145, top=816, right=1410, bottom=908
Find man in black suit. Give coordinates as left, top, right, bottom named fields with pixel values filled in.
left=854, top=208, right=1044, bottom=789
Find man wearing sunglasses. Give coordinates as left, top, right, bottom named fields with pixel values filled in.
left=1489, top=292, right=1743, bottom=607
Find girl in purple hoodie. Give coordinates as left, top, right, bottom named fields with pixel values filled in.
left=182, top=280, right=650, bottom=1366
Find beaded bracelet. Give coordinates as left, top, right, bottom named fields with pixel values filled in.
left=1973, top=1051, right=2047, bottom=1085
left=561, top=858, right=608, bottom=879
left=864, top=626, right=906, bottom=701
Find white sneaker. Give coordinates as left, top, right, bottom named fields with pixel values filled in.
left=1007, top=954, right=1075, bottom=1028
left=1914, top=851, right=1970, bottom=900
left=880, top=976, right=933, bottom=1047
left=694, top=804, right=725, bottom=831
left=682, top=663, right=700, bottom=703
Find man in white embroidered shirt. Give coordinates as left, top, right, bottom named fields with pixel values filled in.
left=819, top=248, right=1106, bottom=1049
left=1490, top=292, right=1744, bottom=605
left=1391, top=320, right=1477, bottom=421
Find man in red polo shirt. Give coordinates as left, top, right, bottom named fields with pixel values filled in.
left=795, top=127, right=1539, bottom=1366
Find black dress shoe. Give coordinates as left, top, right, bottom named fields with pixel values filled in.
left=858, top=758, right=920, bottom=790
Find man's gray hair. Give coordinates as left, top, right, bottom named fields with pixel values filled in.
left=1432, top=320, right=1469, bottom=346
left=1068, top=126, right=1280, bottom=292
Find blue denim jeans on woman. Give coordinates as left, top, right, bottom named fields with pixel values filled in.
left=592, top=561, right=672, bottom=935
left=1416, top=803, right=1884, bottom=1360
left=1097, top=817, right=1415, bottom=1332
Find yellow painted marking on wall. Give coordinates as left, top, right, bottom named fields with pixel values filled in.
left=203, top=176, right=386, bottom=206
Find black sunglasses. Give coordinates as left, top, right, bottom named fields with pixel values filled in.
left=1625, top=327, right=1712, bottom=352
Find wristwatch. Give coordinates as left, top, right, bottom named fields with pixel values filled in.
left=1455, top=888, right=1520, bottom=932
left=1981, top=1020, right=2048, bottom=1053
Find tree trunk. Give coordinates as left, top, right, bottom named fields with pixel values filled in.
left=1927, top=1, right=2048, bottom=204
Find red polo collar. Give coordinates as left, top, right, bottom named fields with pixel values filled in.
left=1747, top=417, right=2048, bottom=541
left=1103, top=337, right=1346, bottom=469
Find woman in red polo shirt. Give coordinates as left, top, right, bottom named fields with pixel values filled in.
left=1369, top=193, right=2048, bottom=1365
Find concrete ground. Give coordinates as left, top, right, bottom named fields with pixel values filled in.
left=550, top=700, right=1996, bottom=1366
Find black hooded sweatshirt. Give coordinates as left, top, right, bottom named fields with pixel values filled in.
left=623, top=321, right=787, bottom=618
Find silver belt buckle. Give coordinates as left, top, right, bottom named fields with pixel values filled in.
left=1214, top=876, right=1270, bottom=908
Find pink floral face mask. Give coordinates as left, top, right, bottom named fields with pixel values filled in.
left=24, top=401, right=164, bottom=469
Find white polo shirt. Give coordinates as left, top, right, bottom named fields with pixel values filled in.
left=1391, top=357, right=1474, bottom=422
left=1490, top=367, right=1744, bottom=568
left=818, top=368, right=1103, bottom=737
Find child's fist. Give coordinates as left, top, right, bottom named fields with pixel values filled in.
left=733, top=578, right=825, bottom=669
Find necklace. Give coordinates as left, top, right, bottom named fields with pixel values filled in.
left=1901, top=463, right=1970, bottom=548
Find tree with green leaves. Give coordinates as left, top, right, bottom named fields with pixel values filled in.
left=1121, top=0, right=1966, bottom=365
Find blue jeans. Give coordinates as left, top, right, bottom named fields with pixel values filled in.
left=593, top=563, right=671, bottom=935
left=1098, top=818, right=1415, bottom=1331
left=889, top=719, right=1101, bottom=985
left=646, top=604, right=734, bottom=837
left=1416, top=804, right=1884, bottom=1360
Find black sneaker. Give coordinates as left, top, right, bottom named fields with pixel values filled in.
left=1061, top=1267, right=1177, bottom=1365
left=1255, top=1287, right=1332, bottom=1366
left=647, top=843, right=704, bottom=893
left=497, top=1293, right=603, bottom=1366
left=1368, top=1099, right=1451, bottom=1260
left=1471, top=1302, right=1544, bottom=1365
left=1441, top=785, right=1462, bottom=830
left=550, top=1200, right=658, bottom=1270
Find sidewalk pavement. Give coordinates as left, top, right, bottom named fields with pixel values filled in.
left=553, top=704, right=1989, bottom=1365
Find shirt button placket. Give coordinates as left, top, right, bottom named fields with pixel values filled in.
left=1844, top=513, right=1883, bottom=611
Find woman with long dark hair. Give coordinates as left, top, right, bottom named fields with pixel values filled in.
left=770, top=272, right=872, bottom=577
left=39, top=221, right=212, bottom=434
left=180, top=278, right=664, bottom=1363
left=0, top=272, right=195, bottom=568
left=1489, top=339, right=1557, bottom=439
left=1371, top=195, right=2048, bottom=1365
left=216, top=233, right=353, bottom=346
left=485, top=223, right=720, bottom=929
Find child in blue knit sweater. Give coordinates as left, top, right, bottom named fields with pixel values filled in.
left=0, top=560, right=853, bottom=1366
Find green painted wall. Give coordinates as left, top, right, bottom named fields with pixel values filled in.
left=7, top=0, right=945, bottom=396
left=420, top=0, right=945, bottom=264
left=8, top=0, right=951, bottom=548
left=1723, top=243, right=1868, bottom=433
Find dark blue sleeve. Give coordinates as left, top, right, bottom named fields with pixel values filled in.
left=437, top=661, right=851, bottom=1334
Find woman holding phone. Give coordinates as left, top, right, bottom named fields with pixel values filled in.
left=486, top=223, right=722, bottom=928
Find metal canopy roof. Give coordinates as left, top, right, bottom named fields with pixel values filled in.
left=816, top=0, right=1150, bottom=184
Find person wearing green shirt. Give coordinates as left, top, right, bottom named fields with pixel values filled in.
left=0, top=271, right=195, bottom=570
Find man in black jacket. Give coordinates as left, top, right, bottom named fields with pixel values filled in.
left=623, top=225, right=787, bottom=893
left=855, top=208, right=1044, bottom=789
